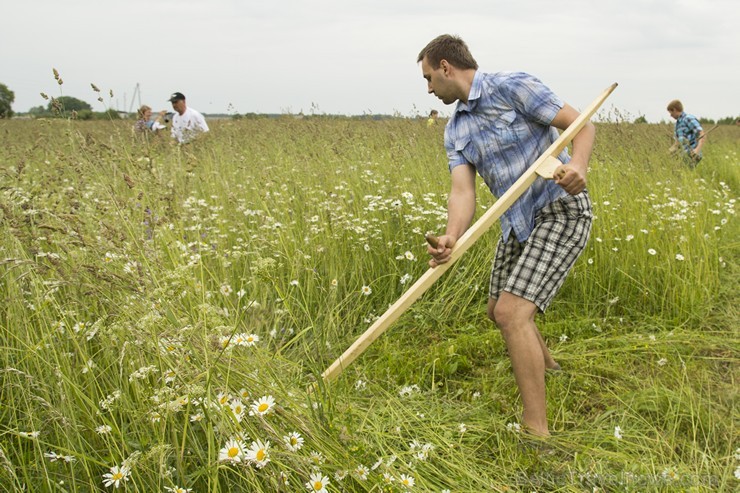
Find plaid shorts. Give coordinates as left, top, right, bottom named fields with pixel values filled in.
left=489, top=190, right=592, bottom=312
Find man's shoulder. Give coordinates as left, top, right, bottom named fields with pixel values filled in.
left=680, top=113, right=702, bottom=126
left=478, top=71, right=549, bottom=102
left=479, top=71, right=538, bottom=86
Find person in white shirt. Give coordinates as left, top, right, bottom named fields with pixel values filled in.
left=168, top=92, right=209, bottom=143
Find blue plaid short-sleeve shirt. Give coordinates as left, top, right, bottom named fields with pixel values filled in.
left=674, top=112, right=703, bottom=152
left=444, top=71, right=570, bottom=242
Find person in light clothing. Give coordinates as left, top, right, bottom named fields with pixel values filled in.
left=168, top=92, right=209, bottom=143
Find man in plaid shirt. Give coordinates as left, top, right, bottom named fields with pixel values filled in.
left=418, top=34, right=595, bottom=438
left=667, top=99, right=705, bottom=166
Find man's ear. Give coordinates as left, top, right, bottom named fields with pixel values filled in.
left=440, top=59, right=452, bottom=76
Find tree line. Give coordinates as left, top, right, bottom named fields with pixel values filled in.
left=1, top=81, right=738, bottom=123
left=0, top=83, right=120, bottom=120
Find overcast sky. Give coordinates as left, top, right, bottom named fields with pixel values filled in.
left=2, top=0, right=738, bottom=122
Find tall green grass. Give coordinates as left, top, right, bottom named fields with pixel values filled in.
left=0, top=115, right=737, bottom=492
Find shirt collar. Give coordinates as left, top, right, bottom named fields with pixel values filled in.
left=454, top=70, right=483, bottom=114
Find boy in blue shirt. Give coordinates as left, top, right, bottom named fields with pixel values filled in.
left=667, top=99, right=705, bottom=166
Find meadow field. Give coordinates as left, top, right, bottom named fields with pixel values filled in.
left=0, top=115, right=737, bottom=492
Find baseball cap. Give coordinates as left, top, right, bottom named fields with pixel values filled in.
left=168, top=92, right=186, bottom=102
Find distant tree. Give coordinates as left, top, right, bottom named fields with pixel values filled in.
left=47, top=96, right=92, bottom=115
left=717, top=116, right=739, bottom=125
left=633, top=115, right=648, bottom=124
left=28, top=105, right=48, bottom=117
left=92, top=109, right=121, bottom=120
left=75, top=109, right=94, bottom=120
left=0, top=83, right=15, bottom=118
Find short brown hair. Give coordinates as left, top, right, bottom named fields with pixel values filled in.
left=666, top=99, right=683, bottom=112
left=417, top=34, right=478, bottom=70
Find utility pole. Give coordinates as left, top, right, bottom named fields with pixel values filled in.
left=128, top=83, right=141, bottom=114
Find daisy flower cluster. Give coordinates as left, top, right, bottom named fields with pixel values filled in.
left=219, top=332, right=260, bottom=350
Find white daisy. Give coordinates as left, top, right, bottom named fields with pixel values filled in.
left=614, top=426, right=623, bottom=439
left=229, top=399, right=246, bottom=421
left=283, top=431, right=304, bottom=451
left=102, top=464, right=130, bottom=489
left=243, top=333, right=259, bottom=346
left=306, top=471, right=330, bottom=492
left=245, top=439, right=270, bottom=468
left=249, top=395, right=276, bottom=416
left=216, top=392, right=231, bottom=407
left=309, top=450, right=325, bottom=465
left=400, top=473, right=415, bottom=488
left=96, top=425, right=113, bottom=435
left=354, top=464, right=369, bottom=480
left=218, top=438, right=246, bottom=463
left=218, top=336, right=232, bottom=350
left=44, top=451, right=76, bottom=463
left=165, top=487, right=193, bottom=493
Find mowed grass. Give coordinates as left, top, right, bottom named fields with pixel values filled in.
left=0, top=115, right=737, bottom=492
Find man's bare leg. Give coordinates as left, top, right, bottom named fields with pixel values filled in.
left=535, top=329, right=561, bottom=371
left=488, top=293, right=550, bottom=436
left=488, top=297, right=559, bottom=370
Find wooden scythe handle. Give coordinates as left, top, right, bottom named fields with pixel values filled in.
left=425, top=233, right=440, bottom=249
left=319, top=83, right=618, bottom=385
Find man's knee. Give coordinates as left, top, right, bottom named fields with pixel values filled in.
left=488, top=297, right=515, bottom=330
left=489, top=294, right=536, bottom=331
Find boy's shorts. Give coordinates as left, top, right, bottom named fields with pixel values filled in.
left=489, top=190, right=593, bottom=312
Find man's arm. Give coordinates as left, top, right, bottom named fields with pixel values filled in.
left=428, top=164, right=477, bottom=267
left=197, top=112, right=210, bottom=132
left=692, top=129, right=706, bottom=156
left=550, top=103, right=595, bottom=195
left=690, top=117, right=705, bottom=156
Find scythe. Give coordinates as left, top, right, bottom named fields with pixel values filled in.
left=319, top=83, right=618, bottom=385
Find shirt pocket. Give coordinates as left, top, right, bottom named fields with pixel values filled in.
left=490, top=110, right=521, bottom=150
left=452, top=135, right=481, bottom=165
